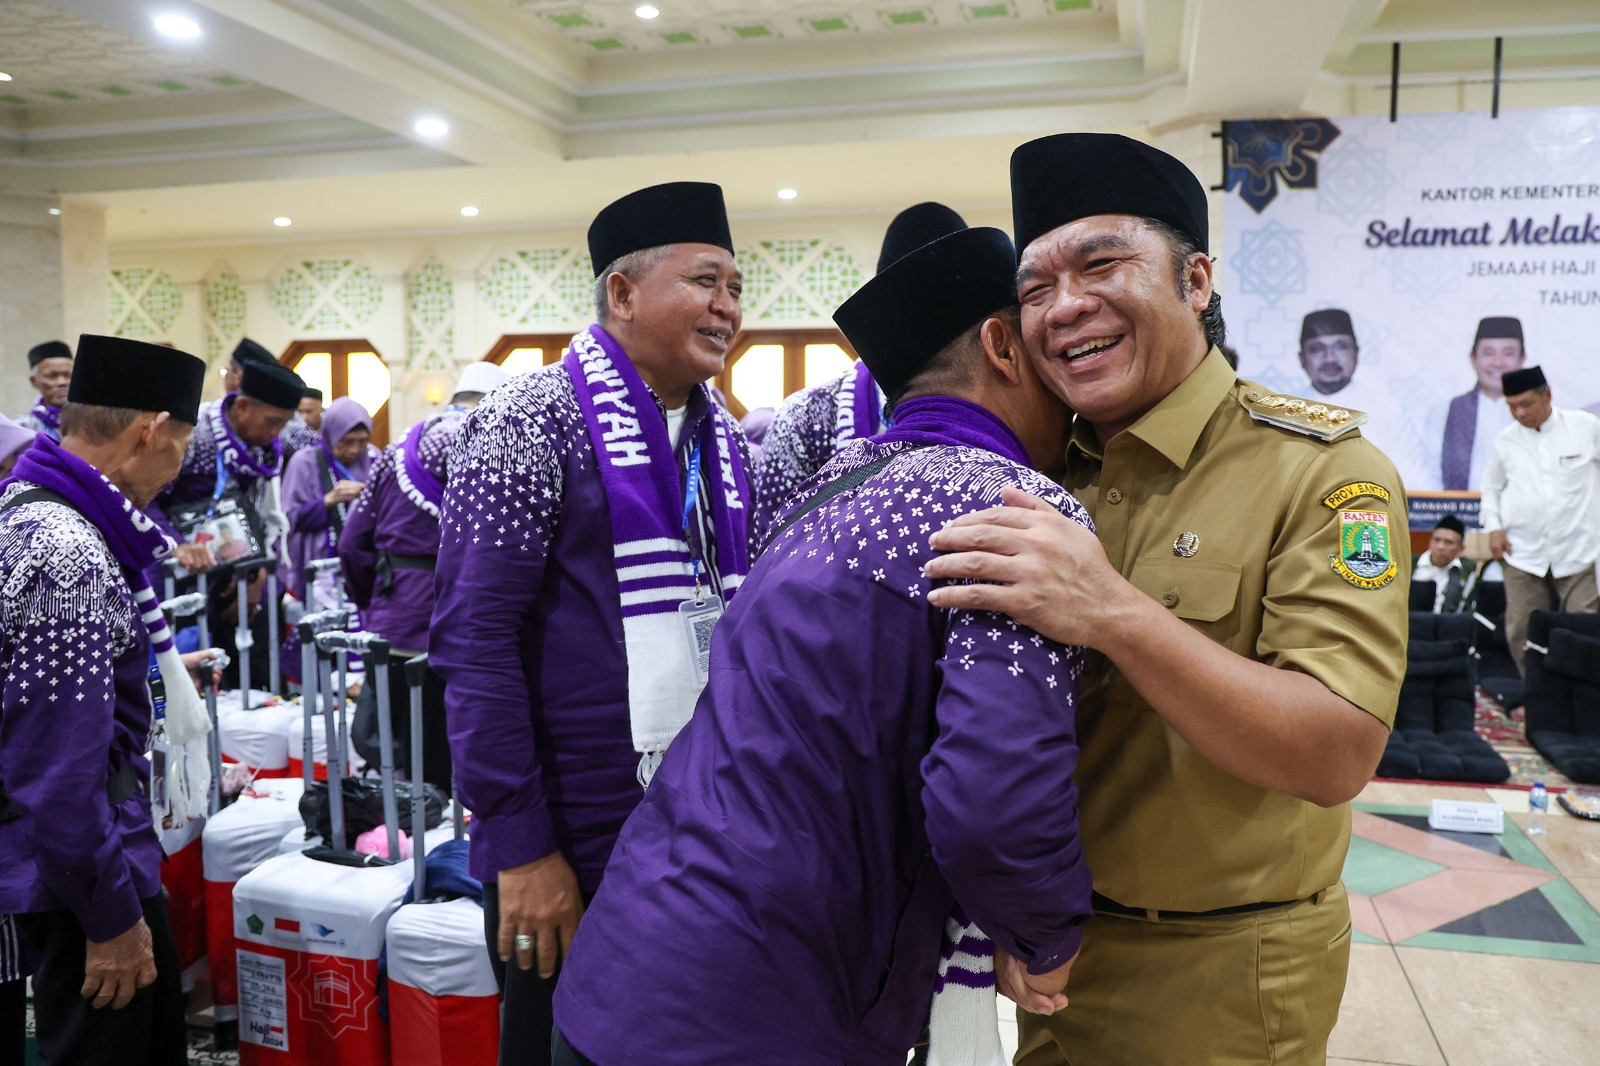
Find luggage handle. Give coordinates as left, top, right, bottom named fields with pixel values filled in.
left=303, top=556, right=343, bottom=615
left=159, top=592, right=207, bottom=619
left=405, top=653, right=429, bottom=902
left=313, top=631, right=393, bottom=854
left=194, top=571, right=222, bottom=816
left=296, top=609, right=352, bottom=793
left=234, top=568, right=254, bottom=708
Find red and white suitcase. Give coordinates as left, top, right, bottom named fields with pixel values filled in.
left=386, top=654, right=495, bottom=1066
left=235, top=621, right=418, bottom=1066
left=218, top=701, right=300, bottom=780
left=385, top=898, right=497, bottom=1066
left=158, top=805, right=208, bottom=990
left=202, top=777, right=307, bottom=1042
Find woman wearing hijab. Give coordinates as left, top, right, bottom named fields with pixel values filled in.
left=281, top=397, right=376, bottom=610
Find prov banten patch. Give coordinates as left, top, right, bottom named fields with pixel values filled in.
left=1331, top=508, right=1398, bottom=589
left=1322, top=481, right=1392, bottom=509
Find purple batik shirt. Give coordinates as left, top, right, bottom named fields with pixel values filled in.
left=430, top=363, right=753, bottom=891
left=752, top=370, right=855, bottom=540
left=555, top=417, right=1094, bottom=1066
left=0, top=486, right=161, bottom=940
left=341, top=415, right=460, bottom=653
left=150, top=398, right=277, bottom=541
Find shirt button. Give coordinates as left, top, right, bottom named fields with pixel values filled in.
left=1161, top=588, right=1180, bottom=608
left=1106, top=488, right=1123, bottom=504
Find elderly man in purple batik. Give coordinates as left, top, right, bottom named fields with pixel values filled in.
left=431, top=182, right=753, bottom=1066
left=340, top=360, right=509, bottom=789
left=753, top=202, right=968, bottom=537
left=553, top=227, right=1092, bottom=1066
left=19, top=340, right=74, bottom=443
left=1, top=335, right=208, bottom=1066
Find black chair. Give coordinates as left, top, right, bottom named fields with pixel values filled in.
left=1470, top=579, right=1523, bottom=709
left=1377, top=612, right=1510, bottom=783
left=1522, top=611, right=1600, bottom=784
left=1409, top=579, right=1437, bottom=613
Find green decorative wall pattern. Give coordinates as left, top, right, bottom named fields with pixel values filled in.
left=407, top=257, right=455, bottom=370
left=269, top=258, right=383, bottom=333
left=109, top=268, right=183, bottom=339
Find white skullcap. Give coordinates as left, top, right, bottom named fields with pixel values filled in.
left=453, top=361, right=510, bottom=399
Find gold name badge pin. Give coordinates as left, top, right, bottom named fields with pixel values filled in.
left=1173, top=532, right=1200, bottom=558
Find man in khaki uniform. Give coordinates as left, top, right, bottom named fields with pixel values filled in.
left=925, top=133, right=1409, bottom=1065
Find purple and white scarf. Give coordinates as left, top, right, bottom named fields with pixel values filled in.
left=209, top=394, right=289, bottom=556
left=27, top=400, right=61, bottom=442
left=210, top=394, right=284, bottom=480
left=928, top=910, right=1005, bottom=1066
left=563, top=325, right=752, bottom=783
left=9, top=437, right=213, bottom=821
left=834, top=359, right=882, bottom=448
left=394, top=415, right=450, bottom=520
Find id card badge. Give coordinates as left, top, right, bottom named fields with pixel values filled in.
left=678, top=594, right=725, bottom=685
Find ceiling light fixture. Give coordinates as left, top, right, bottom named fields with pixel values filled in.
left=0, top=72, right=12, bottom=82
left=777, top=187, right=798, bottom=201
left=460, top=206, right=480, bottom=217
left=273, top=216, right=292, bottom=227
left=413, top=117, right=449, bottom=139
left=152, top=13, right=202, bottom=39
left=48, top=207, right=61, bottom=216
left=635, top=4, right=661, bottom=19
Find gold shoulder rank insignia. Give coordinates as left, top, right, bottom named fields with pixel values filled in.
left=1241, top=389, right=1367, bottom=442
left=1322, top=482, right=1392, bottom=510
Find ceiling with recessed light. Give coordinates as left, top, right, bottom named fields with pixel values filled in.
left=1, top=0, right=1597, bottom=244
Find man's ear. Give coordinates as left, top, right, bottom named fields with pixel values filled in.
left=1183, top=253, right=1213, bottom=314
left=136, top=411, right=171, bottom=451
left=980, top=316, right=1024, bottom=386
left=606, top=271, right=637, bottom=324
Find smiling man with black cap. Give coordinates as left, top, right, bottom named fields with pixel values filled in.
left=431, top=181, right=753, bottom=1066
left=923, top=132, right=1409, bottom=1065
left=752, top=201, right=970, bottom=536
left=1440, top=316, right=1528, bottom=490
left=0, top=335, right=208, bottom=1066
left=1480, top=365, right=1600, bottom=677
left=19, top=340, right=74, bottom=442
left=550, top=226, right=1091, bottom=1066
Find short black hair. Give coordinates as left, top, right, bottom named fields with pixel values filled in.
left=1434, top=514, right=1465, bottom=537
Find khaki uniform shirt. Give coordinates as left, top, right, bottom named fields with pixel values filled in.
left=1061, top=348, right=1410, bottom=912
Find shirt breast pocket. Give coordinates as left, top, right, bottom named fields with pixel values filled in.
left=1129, top=557, right=1243, bottom=628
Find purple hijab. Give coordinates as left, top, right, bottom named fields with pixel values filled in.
left=0, top=416, right=37, bottom=475
left=282, top=397, right=374, bottom=598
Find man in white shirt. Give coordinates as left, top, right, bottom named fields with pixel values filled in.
left=1480, top=365, right=1600, bottom=675
left=1412, top=514, right=1476, bottom=613
left=1440, top=317, right=1526, bottom=491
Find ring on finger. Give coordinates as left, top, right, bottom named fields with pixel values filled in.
left=514, top=933, right=535, bottom=951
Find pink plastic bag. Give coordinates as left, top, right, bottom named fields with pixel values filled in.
left=353, top=824, right=412, bottom=859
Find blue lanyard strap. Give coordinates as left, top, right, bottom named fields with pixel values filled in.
left=147, top=650, right=167, bottom=722
left=681, top=434, right=705, bottom=589
left=205, top=450, right=230, bottom=521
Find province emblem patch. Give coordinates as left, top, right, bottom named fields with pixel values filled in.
left=1331, top=509, right=1398, bottom=589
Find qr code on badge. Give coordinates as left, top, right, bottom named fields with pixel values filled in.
left=690, top=614, right=717, bottom=660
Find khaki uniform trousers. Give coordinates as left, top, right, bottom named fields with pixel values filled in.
left=1503, top=565, right=1600, bottom=677
left=1016, top=882, right=1352, bottom=1066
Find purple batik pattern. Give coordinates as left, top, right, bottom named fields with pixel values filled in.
left=280, top=416, right=322, bottom=461
left=0, top=486, right=162, bottom=941
left=752, top=371, right=849, bottom=543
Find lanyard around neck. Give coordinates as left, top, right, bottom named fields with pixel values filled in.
left=680, top=432, right=705, bottom=593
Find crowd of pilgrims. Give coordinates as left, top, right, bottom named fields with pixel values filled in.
left=0, top=131, right=1412, bottom=1066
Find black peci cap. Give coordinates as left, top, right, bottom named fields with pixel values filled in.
left=301, top=387, right=324, bottom=402
left=28, top=340, right=72, bottom=367
left=833, top=227, right=1019, bottom=398
left=1435, top=514, right=1466, bottom=536
left=67, top=335, right=206, bottom=423
left=1301, top=309, right=1356, bottom=343
left=1474, top=317, right=1523, bottom=345
left=239, top=361, right=307, bottom=411
left=232, top=338, right=277, bottom=367
left=587, top=182, right=734, bottom=277
left=1011, top=132, right=1209, bottom=255
left=877, top=202, right=968, bottom=273
left=1500, top=366, right=1547, bottom=397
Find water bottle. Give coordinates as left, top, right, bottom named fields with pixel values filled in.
left=1527, top=781, right=1548, bottom=836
